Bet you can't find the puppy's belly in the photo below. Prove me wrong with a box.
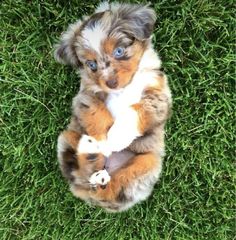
[105,150,135,174]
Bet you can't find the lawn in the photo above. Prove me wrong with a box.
[0,0,234,239]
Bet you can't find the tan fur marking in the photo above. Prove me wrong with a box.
[132,103,152,134]
[62,130,81,150]
[76,153,105,176]
[72,187,90,201]
[79,100,114,140]
[102,37,117,55]
[83,50,97,61]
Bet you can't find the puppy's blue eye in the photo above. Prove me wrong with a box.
[86,60,97,71]
[113,47,125,59]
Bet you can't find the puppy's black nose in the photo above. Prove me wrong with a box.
[106,79,118,89]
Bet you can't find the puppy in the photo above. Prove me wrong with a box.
[55,2,172,212]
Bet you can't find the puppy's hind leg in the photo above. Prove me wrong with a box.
[57,130,81,183]
[57,130,107,185]
[87,152,162,212]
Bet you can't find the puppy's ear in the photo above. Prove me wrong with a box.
[54,21,82,67]
[57,130,81,182]
[120,4,156,40]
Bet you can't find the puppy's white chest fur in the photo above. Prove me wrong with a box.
[105,81,143,118]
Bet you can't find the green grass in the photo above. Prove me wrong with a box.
[0,0,235,239]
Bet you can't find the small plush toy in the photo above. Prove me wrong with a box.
[55,2,172,212]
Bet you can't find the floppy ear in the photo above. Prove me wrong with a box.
[119,4,156,40]
[54,21,82,67]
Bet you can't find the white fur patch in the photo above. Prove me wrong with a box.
[138,46,161,70]
[106,107,141,152]
[57,134,68,163]
[95,2,122,13]
[77,135,100,154]
[98,140,112,157]
[57,134,66,154]
[95,1,110,12]
[89,169,111,185]
[81,24,106,54]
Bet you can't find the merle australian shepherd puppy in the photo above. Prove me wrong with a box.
[55,2,172,212]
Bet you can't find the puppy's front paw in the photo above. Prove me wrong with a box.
[89,170,111,188]
[78,135,112,158]
[77,135,100,154]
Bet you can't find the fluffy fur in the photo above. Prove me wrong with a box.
[55,2,172,212]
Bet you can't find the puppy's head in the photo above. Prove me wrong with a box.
[54,2,156,92]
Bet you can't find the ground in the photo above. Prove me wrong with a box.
[0,0,234,239]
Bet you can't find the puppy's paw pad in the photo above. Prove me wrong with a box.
[89,170,111,185]
[78,135,100,154]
